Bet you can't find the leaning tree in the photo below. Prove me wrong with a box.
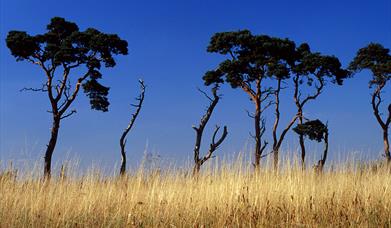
[293,119,329,172]
[119,80,146,176]
[6,17,128,178]
[349,43,391,164]
[289,43,348,169]
[192,84,228,176]
[203,30,295,169]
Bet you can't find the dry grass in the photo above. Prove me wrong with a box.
[0,160,390,227]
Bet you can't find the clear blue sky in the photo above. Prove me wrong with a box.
[1,0,390,170]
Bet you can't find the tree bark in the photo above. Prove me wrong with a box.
[192,162,201,177]
[298,113,306,170]
[316,130,328,173]
[120,142,127,176]
[44,116,60,178]
[254,97,262,169]
[192,85,227,176]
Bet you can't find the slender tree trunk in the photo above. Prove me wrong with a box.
[383,128,390,164]
[119,80,145,176]
[298,111,306,170]
[44,116,60,178]
[193,127,203,176]
[192,162,201,177]
[272,79,281,172]
[254,98,261,169]
[120,142,126,176]
[317,130,329,173]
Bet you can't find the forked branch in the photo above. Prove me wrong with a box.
[193,84,228,176]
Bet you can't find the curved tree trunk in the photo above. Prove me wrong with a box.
[119,80,145,176]
[44,116,60,178]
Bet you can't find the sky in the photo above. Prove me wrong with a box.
[0,0,390,172]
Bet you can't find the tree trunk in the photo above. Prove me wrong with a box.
[44,116,60,178]
[192,162,201,177]
[254,98,261,169]
[120,143,126,176]
[383,128,390,164]
[298,113,306,170]
[317,131,329,173]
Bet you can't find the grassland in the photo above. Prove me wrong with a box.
[0,160,390,227]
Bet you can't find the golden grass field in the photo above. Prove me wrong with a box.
[1,159,390,227]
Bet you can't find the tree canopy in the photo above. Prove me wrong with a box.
[349,43,391,87]
[203,30,296,88]
[6,17,128,111]
[293,119,328,142]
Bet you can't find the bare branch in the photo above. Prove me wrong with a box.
[197,88,213,102]
[60,110,77,120]
[246,110,255,118]
[20,84,48,92]
[261,100,274,113]
[200,125,228,165]
[59,71,90,116]
[300,79,324,107]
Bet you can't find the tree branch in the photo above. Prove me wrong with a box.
[20,84,48,92]
[200,125,228,165]
[58,71,90,116]
[60,110,77,120]
[372,83,387,129]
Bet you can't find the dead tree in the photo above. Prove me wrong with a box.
[119,80,146,176]
[192,84,228,176]
[293,119,329,172]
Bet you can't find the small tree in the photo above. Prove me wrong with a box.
[290,43,348,169]
[204,30,295,169]
[5,17,128,178]
[119,80,146,176]
[293,119,329,172]
[192,84,228,176]
[349,43,391,163]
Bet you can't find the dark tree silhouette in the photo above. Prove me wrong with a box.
[203,30,295,169]
[349,43,391,164]
[293,119,329,172]
[119,80,146,176]
[192,84,228,176]
[5,17,128,178]
[290,43,348,169]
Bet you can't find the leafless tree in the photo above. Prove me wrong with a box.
[192,84,228,176]
[119,80,146,176]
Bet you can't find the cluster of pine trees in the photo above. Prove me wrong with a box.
[5,18,390,178]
